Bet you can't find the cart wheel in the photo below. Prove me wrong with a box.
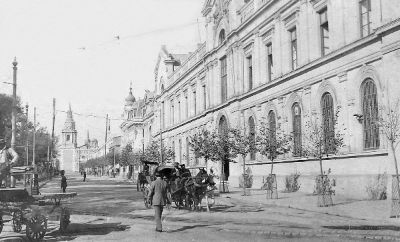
[26,215,47,242]
[12,209,23,232]
[0,215,3,234]
[59,208,70,233]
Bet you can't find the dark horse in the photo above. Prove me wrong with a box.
[137,172,150,191]
[185,169,214,211]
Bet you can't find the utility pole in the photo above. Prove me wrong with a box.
[24,104,29,187]
[104,114,108,176]
[11,57,17,150]
[50,98,56,168]
[25,104,29,166]
[33,107,36,168]
[159,106,163,164]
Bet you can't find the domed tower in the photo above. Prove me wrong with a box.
[124,82,136,120]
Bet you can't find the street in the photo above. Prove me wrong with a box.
[2,175,400,241]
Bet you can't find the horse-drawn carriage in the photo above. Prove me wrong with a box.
[139,162,216,211]
[0,168,77,241]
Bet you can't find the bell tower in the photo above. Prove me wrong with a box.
[62,104,77,148]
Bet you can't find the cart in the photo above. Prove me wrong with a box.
[0,188,77,241]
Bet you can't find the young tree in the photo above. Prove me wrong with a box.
[189,129,217,169]
[302,108,345,206]
[377,99,400,209]
[256,119,291,175]
[144,140,175,164]
[212,129,238,192]
[302,109,345,176]
[230,128,257,195]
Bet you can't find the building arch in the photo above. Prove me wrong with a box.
[316,79,339,111]
[263,101,279,123]
[214,18,229,47]
[285,92,304,132]
[215,110,230,131]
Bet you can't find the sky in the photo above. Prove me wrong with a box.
[0,0,205,145]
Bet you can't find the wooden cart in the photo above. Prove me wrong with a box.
[0,188,77,241]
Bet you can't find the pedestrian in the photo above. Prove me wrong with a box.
[60,170,67,193]
[148,171,171,232]
[83,171,87,182]
[0,138,19,188]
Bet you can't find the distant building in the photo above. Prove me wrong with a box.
[59,105,100,173]
[59,105,79,172]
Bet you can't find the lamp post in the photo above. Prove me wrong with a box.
[11,57,17,150]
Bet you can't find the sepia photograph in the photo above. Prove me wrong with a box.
[1,0,400,241]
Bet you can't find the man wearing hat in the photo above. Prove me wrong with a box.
[148,171,171,232]
[0,139,19,188]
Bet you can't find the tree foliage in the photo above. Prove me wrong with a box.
[302,108,345,175]
[0,93,58,168]
[189,129,217,165]
[144,140,175,164]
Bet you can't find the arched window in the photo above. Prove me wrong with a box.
[248,117,256,160]
[292,103,302,156]
[218,115,228,136]
[268,111,277,159]
[186,137,190,165]
[219,29,226,45]
[362,78,379,149]
[321,92,335,153]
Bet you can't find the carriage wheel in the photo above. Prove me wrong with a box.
[26,215,47,242]
[59,208,70,233]
[0,215,3,234]
[12,209,23,232]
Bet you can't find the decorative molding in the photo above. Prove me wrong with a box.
[310,0,328,12]
[338,72,348,83]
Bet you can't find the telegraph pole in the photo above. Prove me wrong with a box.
[11,57,17,150]
[104,114,108,176]
[33,107,36,168]
[25,104,29,166]
[50,98,56,168]
[159,106,163,164]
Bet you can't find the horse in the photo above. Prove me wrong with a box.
[184,169,214,212]
[137,172,149,191]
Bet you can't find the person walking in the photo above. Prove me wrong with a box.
[60,170,67,193]
[0,138,19,188]
[148,171,171,232]
[83,171,87,182]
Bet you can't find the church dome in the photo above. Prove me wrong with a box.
[125,83,136,104]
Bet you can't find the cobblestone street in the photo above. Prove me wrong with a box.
[2,175,400,241]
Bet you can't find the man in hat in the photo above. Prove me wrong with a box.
[148,171,171,232]
[180,164,191,178]
[0,138,19,188]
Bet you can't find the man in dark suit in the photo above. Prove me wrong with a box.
[148,171,171,232]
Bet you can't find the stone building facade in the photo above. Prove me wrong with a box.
[121,0,400,199]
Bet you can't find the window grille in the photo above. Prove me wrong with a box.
[362,78,379,149]
[321,93,335,153]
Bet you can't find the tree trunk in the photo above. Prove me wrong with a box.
[243,155,246,195]
[391,142,400,204]
[270,160,274,176]
[319,158,323,176]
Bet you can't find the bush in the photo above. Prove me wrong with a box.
[284,172,301,192]
[366,173,387,200]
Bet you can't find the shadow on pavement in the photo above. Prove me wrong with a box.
[45,222,130,241]
[166,224,209,233]
[323,225,400,231]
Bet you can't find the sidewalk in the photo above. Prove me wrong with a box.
[221,186,400,226]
